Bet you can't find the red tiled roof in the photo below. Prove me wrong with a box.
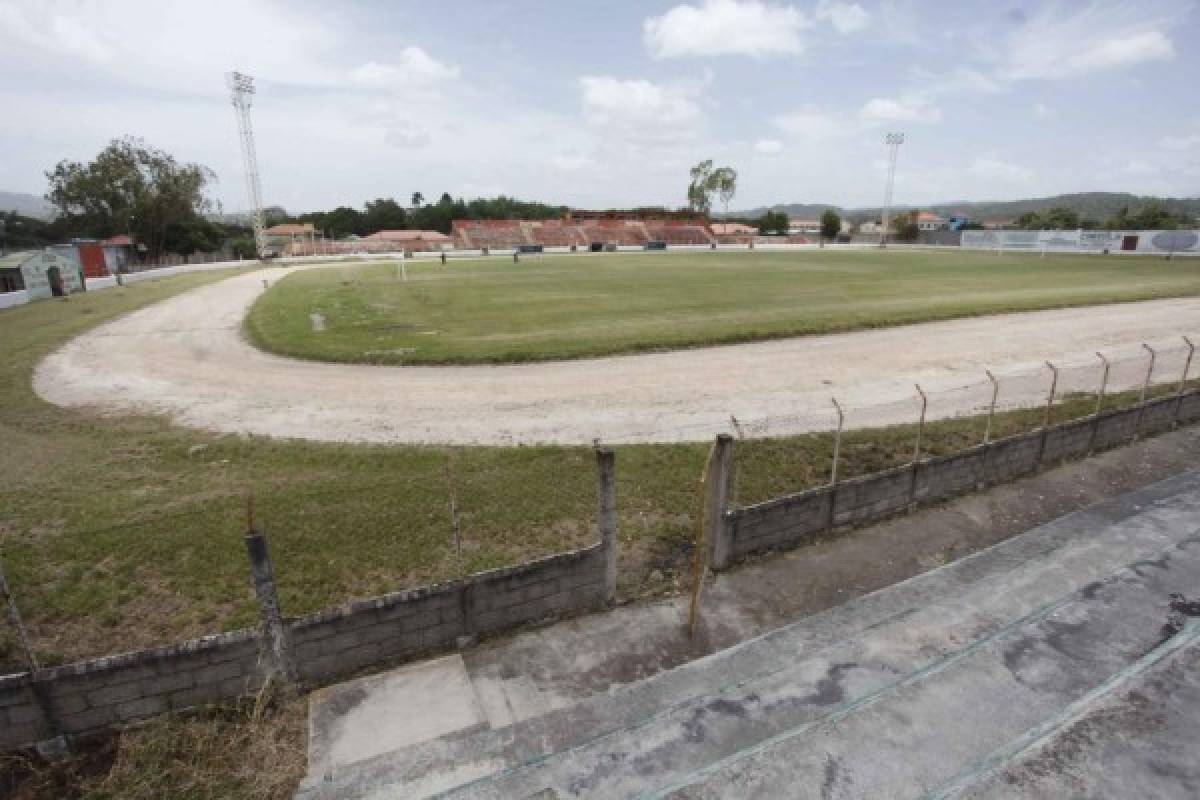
[365,230,452,241]
[264,223,315,235]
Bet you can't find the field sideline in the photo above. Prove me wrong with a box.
[246,249,1200,365]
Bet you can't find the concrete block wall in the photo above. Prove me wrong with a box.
[2,540,608,751]
[728,486,831,559]
[832,465,914,528]
[290,542,607,685]
[0,629,262,750]
[727,390,1200,564]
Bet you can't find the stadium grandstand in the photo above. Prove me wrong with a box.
[453,210,716,250]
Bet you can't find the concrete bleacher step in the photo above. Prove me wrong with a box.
[296,471,1200,800]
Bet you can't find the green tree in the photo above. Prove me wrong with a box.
[687,160,715,213]
[890,211,919,242]
[410,191,424,209]
[820,209,841,241]
[757,210,789,235]
[45,136,215,258]
[687,160,738,216]
[1043,206,1080,229]
[712,166,737,217]
[363,197,407,232]
[1014,211,1043,229]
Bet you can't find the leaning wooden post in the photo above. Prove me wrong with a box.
[0,558,39,673]
[594,447,618,607]
[705,434,735,572]
[243,499,296,686]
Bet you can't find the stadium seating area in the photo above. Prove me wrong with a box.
[644,222,714,245]
[525,220,585,247]
[452,220,529,250]
[451,215,717,250]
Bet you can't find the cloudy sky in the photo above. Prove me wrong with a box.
[1,0,1197,212]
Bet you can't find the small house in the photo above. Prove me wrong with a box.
[0,249,85,299]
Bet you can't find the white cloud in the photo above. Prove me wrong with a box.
[859,96,941,124]
[754,138,784,154]
[996,4,1177,81]
[350,49,459,87]
[383,122,431,148]
[1160,132,1200,152]
[550,154,596,171]
[1121,160,1160,177]
[579,76,705,144]
[815,0,870,33]
[774,106,847,139]
[966,156,1034,183]
[1032,102,1055,118]
[644,0,809,58]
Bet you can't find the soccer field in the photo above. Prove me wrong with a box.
[246,249,1200,365]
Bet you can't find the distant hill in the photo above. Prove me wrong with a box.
[733,193,1200,224]
[0,191,53,219]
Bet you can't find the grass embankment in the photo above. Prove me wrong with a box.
[245,250,1200,365]
[0,261,1189,799]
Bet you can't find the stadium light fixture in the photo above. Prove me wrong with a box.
[228,71,267,259]
[880,132,904,248]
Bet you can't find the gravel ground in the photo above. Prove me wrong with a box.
[34,267,1200,445]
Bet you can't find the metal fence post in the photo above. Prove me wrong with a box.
[1089,352,1110,454]
[909,385,928,508]
[1042,361,1059,429]
[1038,361,1059,466]
[1173,336,1195,427]
[912,384,928,465]
[1134,343,1156,441]
[1139,343,1156,404]
[982,370,999,444]
[594,447,618,606]
[1094,352,1110,415]
[443,456,464,574]
[830,398,844,485]
[243,502,297,686]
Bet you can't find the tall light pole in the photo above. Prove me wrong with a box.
[228,71,267,260]
[880,132,904,248]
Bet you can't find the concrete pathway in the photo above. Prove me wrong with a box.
[297,449,1200,798]
[34,266,1200,444]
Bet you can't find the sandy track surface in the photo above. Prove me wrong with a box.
[34,268,1199,444]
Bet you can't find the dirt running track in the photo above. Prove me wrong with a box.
[34,267,1200,445]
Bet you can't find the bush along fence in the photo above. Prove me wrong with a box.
[0,451,619,753]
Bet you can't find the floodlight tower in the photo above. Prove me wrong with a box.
[880,132,905,248]
[228,71,267,259]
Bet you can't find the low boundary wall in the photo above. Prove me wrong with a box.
[724,391,1200,563]
[1,453,619,751]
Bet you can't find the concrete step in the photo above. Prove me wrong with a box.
[297,471,1200,799]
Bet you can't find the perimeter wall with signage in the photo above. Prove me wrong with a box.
[961,229,1200,255]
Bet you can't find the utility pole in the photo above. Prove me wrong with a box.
[228,71,267,259]
[880,132,904,248]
